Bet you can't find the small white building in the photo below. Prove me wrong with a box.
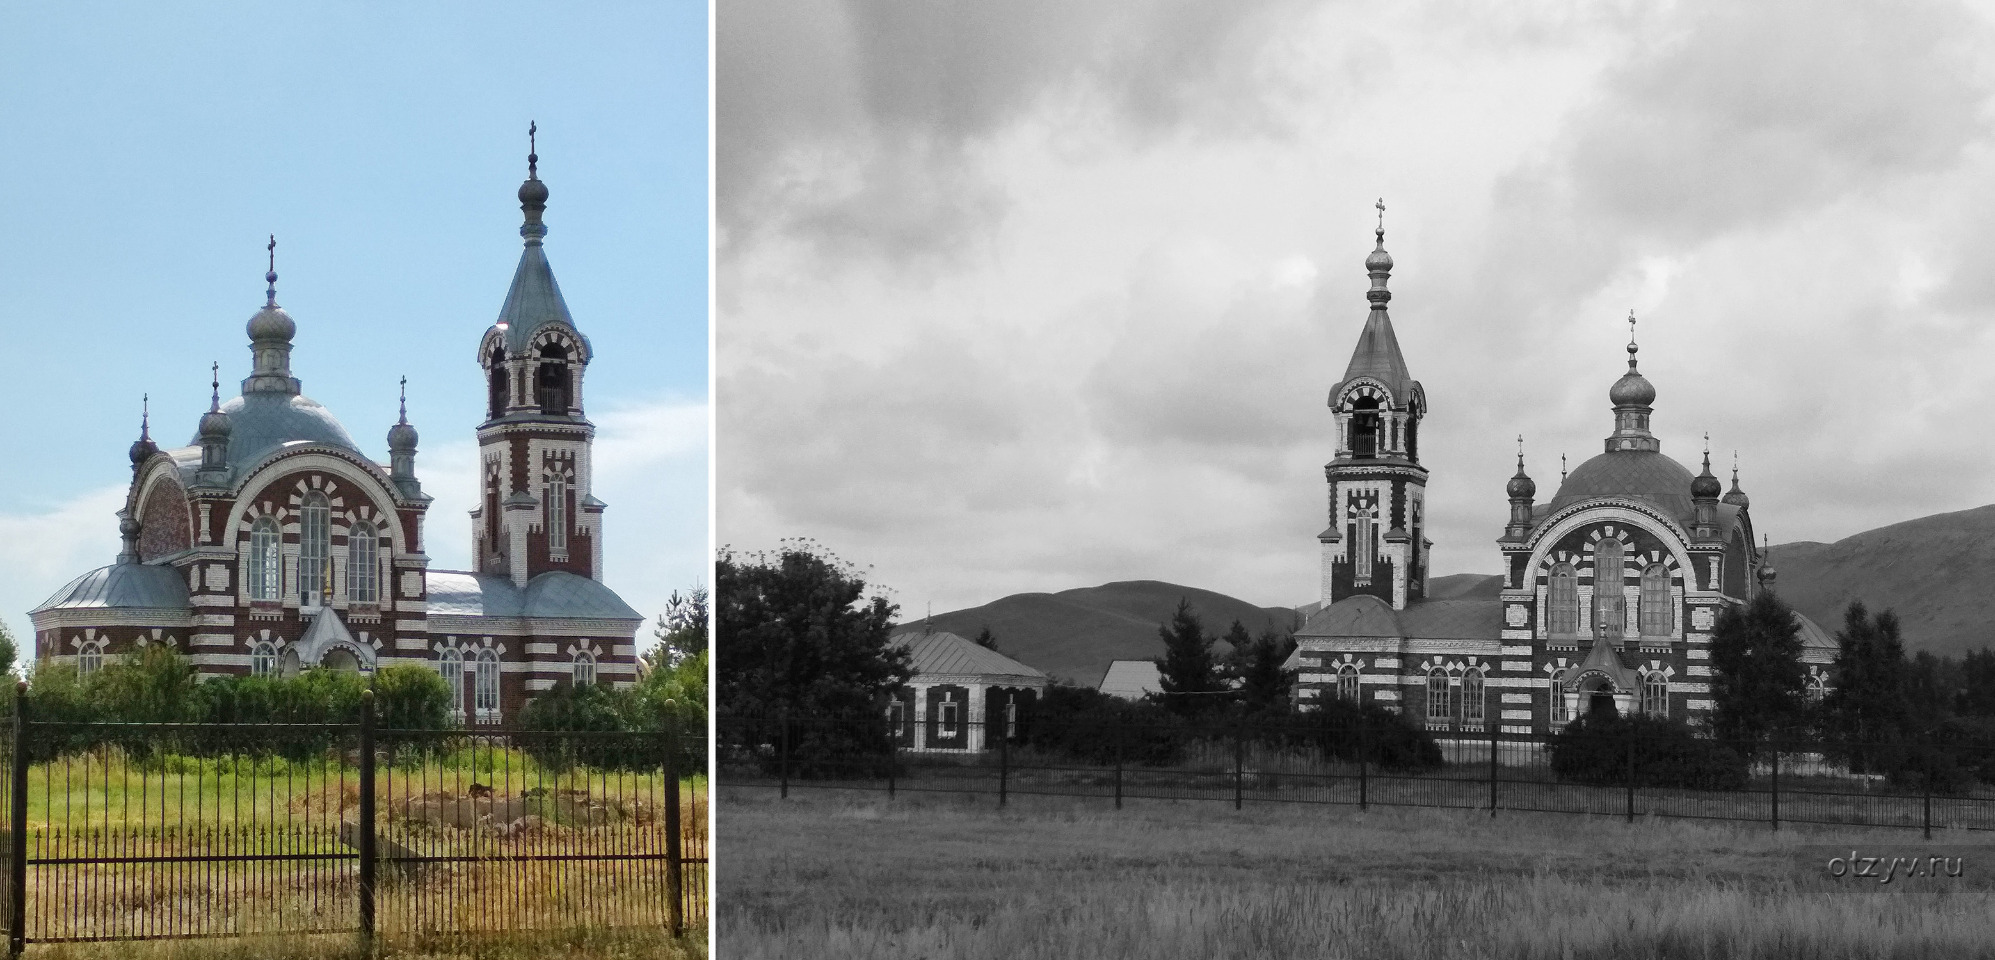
[886,631,1048,752]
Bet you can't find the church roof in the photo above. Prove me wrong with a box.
[1795,611,1835,650]
[199,391,364,474]
[1563,637,1642,692]
[425,570,641,621]
[1335,312,1420,404]
[1546,449,1697,521]
[496,243,585,355]
[1296,595,1504,641]
[1297,594,1403,639]
[31,562,189,614]
[891,630,1047,682]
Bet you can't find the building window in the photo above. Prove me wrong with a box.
[1639,564,1671,636]
[1462,670,1485,724]
[1426,669,1452,723]
[547,476,567,553]
[300,492,330,606]
[1642,673,1669,717]
[77,642,103,677]
[474,649,501,721]
[1593,538,1625,639]
[1337,664,1360,702]
[487,346,508,419]
[251,642,276,677]
[938,696,960,738]
[249,518,281,601]
[572,650,596,687]
[887,700,906,738]
[440,649,465,719]
[1005,697,1019,739]
[1549,564,1579,635]
[536,343,571,414]
[347,522,378,604]
[1807,674,1827,702]
[1550,670,1569,724]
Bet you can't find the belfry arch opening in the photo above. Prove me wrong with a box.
[536,343,571,415]
[1350,396,1380,459]
[487,345,508,419]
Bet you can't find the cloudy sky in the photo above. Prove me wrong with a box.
[0,4,708,645]
[719,0,1995,617]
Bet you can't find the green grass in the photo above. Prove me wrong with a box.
[719,786,1995,960]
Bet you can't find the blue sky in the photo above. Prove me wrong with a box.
[0,3,709,645]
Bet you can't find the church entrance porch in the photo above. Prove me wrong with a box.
[1569,674,1632,720]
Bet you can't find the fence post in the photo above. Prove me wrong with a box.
[663,701,685,939]
[1770,741,1780,831]
[9,682,27,957]
[1113,722,1124,811]
[886,716,897,800]
[1357,717,1368,812]
[1624,728,1635,824]
[1233,721,1245,811]
[1924,756,1934,840]
[998,720,1009,809]
[778,710,790,800]
[357,689,376,952]
[1488,722,1499,817]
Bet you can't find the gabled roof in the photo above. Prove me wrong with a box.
[1563,638,1641,692]
[295,606,363,665]
[1794,611,1835,650]
[891,630,1047,682]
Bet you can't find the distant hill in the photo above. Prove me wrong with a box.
[1771,503,1995,659]
[892,580,1297,686]
[1428,573,1505,599]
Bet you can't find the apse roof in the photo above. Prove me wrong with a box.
[31,563,190,614]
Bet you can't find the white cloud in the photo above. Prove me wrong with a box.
[0,486,127,644]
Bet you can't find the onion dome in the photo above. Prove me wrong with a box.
[1506,436,1535,500]
[1609,340,1655,406]
[128,395,158,465]
[1758,536,1777,584]
[248,237,295,340]
[1723,453,1749,507]
[388,377,419,453]
[198,364,232,442]
[1691,442,1722,500]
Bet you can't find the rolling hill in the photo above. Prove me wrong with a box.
[1770,503,1995,659]
[892,580,1297,686]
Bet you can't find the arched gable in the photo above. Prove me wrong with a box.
[226,451,413,557]
[132,463,194,561]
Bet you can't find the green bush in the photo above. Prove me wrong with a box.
[371,664,454,731]
[1292,698,1444,772]
[1020,685,1189,767]
[1548,713,1747,790]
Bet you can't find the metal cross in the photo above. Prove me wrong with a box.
[267,235,276,272]
[1375,197,1385,231]
[1628,309,1636,344]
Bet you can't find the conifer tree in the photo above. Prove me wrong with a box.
[972,626,999,650]
[1822,601,1911,750]
[1708,588,1807,745]
[1235,627,1297,715]
[1154,598,1220,716]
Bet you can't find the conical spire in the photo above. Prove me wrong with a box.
[495,122,578,352]
[1334,200,1417,402]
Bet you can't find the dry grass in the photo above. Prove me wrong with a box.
[24,925,705,959]
[719,786,1995,960]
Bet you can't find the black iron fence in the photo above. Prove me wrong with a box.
[720,713,1995,836]
[1,687,707,953]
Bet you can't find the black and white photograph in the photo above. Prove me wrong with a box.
[716,3,1995,958]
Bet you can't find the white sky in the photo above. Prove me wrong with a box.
[719,0,1995,615]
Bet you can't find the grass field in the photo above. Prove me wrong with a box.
[719,786,1995,960]
[22,926,705,959]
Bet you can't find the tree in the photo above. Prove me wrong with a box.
[1235,627,1296,716]
[972,626,998,650]
[649,585,709,669]
[1960,648,1995,717]
[1822,601,1911,752]
[1707,589,1808,746]
[715,540,910,721]
[1153,598,1221,717]
[371,664,454,730]
[0,621,17,678]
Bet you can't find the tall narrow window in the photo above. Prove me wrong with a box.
[1550,670,1569,724]
[547,476,567,553]
[487,346,509,419]
[78,642,103,677]
[440,649,464,719]
[1462,670,1485,724]
[1337,664,1360,702]
[1643,673,1669,716]
[1005,696,1018,739]
[1427,670,1452,723]
[1549,564,1579,635]
[1350,398,1380,458]
[347,522,378,604]
[536,343,570,414]
[1593,538,1625,639]
[1639,564,1671,636]
[251,642,276,677]
[249,518,280,601]
[939,695,960,738]
[572,650,596,687]
[474,649,501,721]
[300,492,330,606]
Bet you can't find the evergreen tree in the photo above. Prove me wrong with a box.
[1959,648,1995,717]
[1707,589,1807,745]
[1822,601,1910,750]
[1235,627,1296,715]
[1154,598,1220,716]
[972,626,999,650]
[714,540,910,721]
[649,585,710,669]
[0,621,16,678]
[1218,620,1253,684]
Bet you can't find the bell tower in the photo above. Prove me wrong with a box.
[471,124,605,588]
[1321,202,1429,610]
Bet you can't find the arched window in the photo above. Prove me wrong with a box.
[572,650,596,687]
[1807,674,1827,702]
[1350,397,1380,458]
[1639,564,1671,636]
[77,642,103,677]
[487,346,508,419]
[1549,564,1579,635]
[249,517,281,601]
[300,492,330,606]
[1550,670,1569,724]
[474,649,501,721]
[439,649,464,719]
[536,343,571,415]
[1426,669,1452,723]
[1462,670,1485,724]
[250,642,276,677]
[1337,664,1360,702]
[347,522,378,604]
[1642,672,1669,716]
[1593,538,1625,639]
[547,476,567,553]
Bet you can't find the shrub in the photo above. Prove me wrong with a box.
[1548,713,1747,790]
[1294,698,1444,772]
[1019,684,1189,767]
[372,664,454,731]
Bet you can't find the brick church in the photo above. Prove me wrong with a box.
[1288,213,1834,731]
[28,139,643,722]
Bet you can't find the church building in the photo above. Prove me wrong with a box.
[28,138,643,723]
[1289,214,1834,731]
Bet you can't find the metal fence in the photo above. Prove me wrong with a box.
[1,688,707,953]
[720,713,1995,837]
